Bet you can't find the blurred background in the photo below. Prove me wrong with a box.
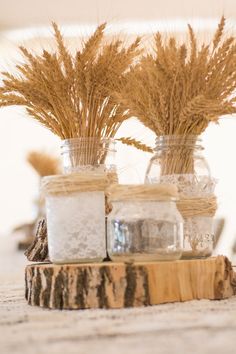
[0,0,236,258]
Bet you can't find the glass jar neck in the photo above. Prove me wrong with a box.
[154,135,203,176]
[155,135,203,152]
[61,137,116,174]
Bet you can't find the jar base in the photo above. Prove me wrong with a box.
[109,251,182,262]
[50,257,105,265]
[181,250,212,259]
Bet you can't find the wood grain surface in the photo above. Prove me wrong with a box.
[25,256,236,309]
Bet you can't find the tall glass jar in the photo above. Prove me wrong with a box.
[145,135,216,259]
[60,137,117,260]
[107,184,183,262]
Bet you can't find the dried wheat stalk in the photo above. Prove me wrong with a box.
[117,137,153,153]
[119,16,236,173]
[27,151,60,177]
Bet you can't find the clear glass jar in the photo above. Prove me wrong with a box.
[61,137,117,176]
[43,174,107,264]
[107,185,183,262]
[145,135,216,259]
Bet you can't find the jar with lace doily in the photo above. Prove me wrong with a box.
[42,173,108,264]
[145,135,217,259]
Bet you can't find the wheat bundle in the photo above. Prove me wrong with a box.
[0,23,151,165]
[0,23,141,139]
[27,151,60,177]
[121,16,236,135]
[119,16,236,174]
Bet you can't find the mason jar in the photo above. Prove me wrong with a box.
[145,135,216,259]
[42,173,107,264]
[60,137,118,262]
[107,184,183,262]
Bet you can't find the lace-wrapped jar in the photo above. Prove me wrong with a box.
[42,173,107,264]
[107,184,183,262]
[145,135,217,259]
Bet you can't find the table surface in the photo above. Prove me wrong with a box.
[1,234,236,354]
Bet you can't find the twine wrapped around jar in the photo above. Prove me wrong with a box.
[107,183,217,219]
[177,195,217,218]
[42,171,118,215]
[107,183,179,202]
[42,172,111,196]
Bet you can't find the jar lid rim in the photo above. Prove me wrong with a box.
[61,137,116,144]
[155,134,201,139]
[154,135,204,151]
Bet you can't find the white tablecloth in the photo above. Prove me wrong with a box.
[0,234,236,354]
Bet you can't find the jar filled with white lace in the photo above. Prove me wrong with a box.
[42,173,107,264]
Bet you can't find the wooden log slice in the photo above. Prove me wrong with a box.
[25,256,236,310]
